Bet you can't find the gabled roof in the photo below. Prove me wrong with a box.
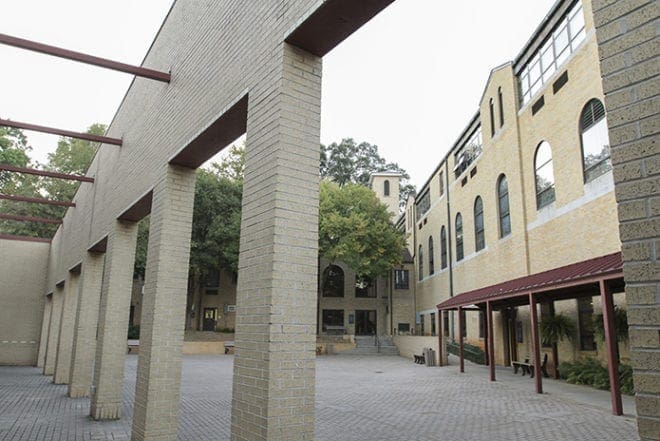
[437,252,623,310]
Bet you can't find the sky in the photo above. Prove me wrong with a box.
[1,0,557,189]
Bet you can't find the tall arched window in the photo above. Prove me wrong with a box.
[428,236,434,275]
[455,213,464,261]
[384,179,390,196]
[418,245,424,281]
[474,196,485,251]
[580,99,611,183]
[440,226,447,269]
[489,98,496,137]
[535,141,556,209]
[498,87,504,127]
[322,265,344,297]
[497,174,511,238]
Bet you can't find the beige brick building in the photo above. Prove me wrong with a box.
[404,0,628,369]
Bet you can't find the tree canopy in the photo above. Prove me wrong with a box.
[319,180,405,280]
[0,124,105,237]
[320,138,415,207]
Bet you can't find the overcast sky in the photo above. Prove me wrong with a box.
[1,0,556,189]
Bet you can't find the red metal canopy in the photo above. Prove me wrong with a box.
[437,252,623,310]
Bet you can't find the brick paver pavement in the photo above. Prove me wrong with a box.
[0,355,638,440]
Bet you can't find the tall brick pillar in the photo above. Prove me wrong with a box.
[131,165,196,441]
[36,294,52,368]
[69,252,105,398]
[230,43,322,441]
[593,1,659,439]
[90,221,138,420]
[43,285,64,376]
[54,271,80,384]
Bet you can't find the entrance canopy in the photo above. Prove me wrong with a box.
[437,252,623,311]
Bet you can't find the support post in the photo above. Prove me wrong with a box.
[458,306,465,373]
[90,221,138,420]
[600,280,623,416]
[68,252,105,398]
[54,271,80,384]
[43,285,64,376]
[529,293,542,394]
[131,165,196,440]
[230,43,322,441]
[36,295,52,368]
[437,309,444,367]
[487,301,496,382]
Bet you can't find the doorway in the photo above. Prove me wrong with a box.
[203,307,217,331]
[355,310,376,335]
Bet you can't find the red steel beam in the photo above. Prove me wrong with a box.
[0,193,75,207]
[458,306,465,373]
[529,293,543,394]
[487,301,496,382]
[0,118,122,146]
[0,233,51,243]
[0,213,62,224]
[600,280,623,415]
[0,164,94,183]
[0,32,170,83]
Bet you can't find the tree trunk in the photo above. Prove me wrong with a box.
[552,342,559,379]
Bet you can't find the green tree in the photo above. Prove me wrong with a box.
[319,180,406,281]
[0,124,106,238]
[0,127,33,193]
[42,123,106,202]
[321,138,416,207]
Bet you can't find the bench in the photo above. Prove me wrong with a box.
[512,354,549,378]
[224,341,234,354]
[414,353,425,364]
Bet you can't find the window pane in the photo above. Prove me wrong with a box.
[570,6,585,37]
[583,118,612,181]
[554,25,569,56]
[536,141,552,165]
[540,40,554,73]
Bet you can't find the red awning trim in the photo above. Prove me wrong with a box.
[437,252,623,310]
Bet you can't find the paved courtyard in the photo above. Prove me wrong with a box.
[0,355,638,441]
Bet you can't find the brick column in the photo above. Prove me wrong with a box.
[54,271,80,384]
[90,221,138,420]
[593,1,659,438]
[43,285,64,376]
[230,43,322,441]
[36,295,52,368]
[69,252,105,398]
[131,165,196,441]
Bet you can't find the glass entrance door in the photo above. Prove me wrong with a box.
[355,310,376,335]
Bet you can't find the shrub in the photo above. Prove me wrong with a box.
[446,340,486,365]
[558,358,634,395]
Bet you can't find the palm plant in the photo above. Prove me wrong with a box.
[540,314,576,379]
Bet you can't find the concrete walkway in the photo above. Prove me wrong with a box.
[0,355,638,440]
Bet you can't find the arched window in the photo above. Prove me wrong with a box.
[497,175,511,238]
[498,87,504,127]
[418,245,424,281]
[428,236,434,275]
[455,213,464,261]
[440,226,447,269]
[489,98,496,137]
[535,141,556,209]
[580,99,611,182]
[322,265,344,297]
[474,196,485,251]
[384,179,390,196]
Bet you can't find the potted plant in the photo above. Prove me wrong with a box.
[540,314,576,379]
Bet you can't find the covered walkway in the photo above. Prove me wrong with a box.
[437,252,626,415]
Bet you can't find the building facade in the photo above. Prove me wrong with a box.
[402,0,627,368]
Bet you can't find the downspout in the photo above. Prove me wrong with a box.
[445,160,455,341]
